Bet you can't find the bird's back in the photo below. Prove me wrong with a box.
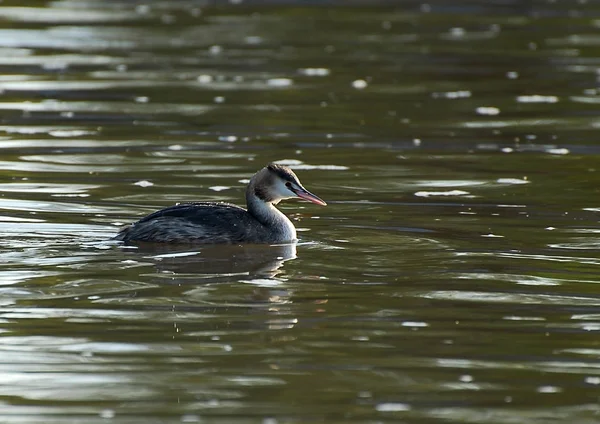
[115,202,273,244]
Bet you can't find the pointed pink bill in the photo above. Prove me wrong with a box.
[294,187,327,206]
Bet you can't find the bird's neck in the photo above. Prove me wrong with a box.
[246,191,297,242]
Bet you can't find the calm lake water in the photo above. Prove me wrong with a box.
[1,1,600,423]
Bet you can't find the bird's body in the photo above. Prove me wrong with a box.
[115,201,295,244]
[115,163,326,244]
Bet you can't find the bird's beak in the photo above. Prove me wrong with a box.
[292,186,327,206]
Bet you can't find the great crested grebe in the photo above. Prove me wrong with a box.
[115,163,327,244]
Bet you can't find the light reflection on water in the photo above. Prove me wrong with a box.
[0,0,600,422]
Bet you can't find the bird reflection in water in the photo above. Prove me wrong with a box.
[122,242,299,305]
[136,242,297,277]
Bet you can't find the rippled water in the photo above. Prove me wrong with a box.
[2,1,600,423]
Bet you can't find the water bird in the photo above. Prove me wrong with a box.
[115,163,326,244]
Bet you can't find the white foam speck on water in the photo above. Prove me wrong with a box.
[476,106,500,115]
[415,180,484,188]
[352,79,368,89]
[517,95,559,103]
[197,74,213,83]
[49,129,96,137]
[149,251,200,259]
[267,78,293,87]
[546,147,569,155]
[298,67,330,76]
[585,376,600,385]
[414,190,469,197]
[401,321,429,328]
[503,316,546,321]
[375,403,411,412]
[431,90,471,99]
[273,159,348,170]
[99,409,115,419]
[241,278,283,287]
[536,385,562,393]
[497,178,529,184]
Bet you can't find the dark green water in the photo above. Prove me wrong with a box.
[1,1,600,423]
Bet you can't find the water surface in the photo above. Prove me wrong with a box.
[1,1,600,423]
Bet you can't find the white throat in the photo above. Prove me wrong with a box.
[246,194,297,242]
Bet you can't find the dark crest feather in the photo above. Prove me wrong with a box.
[266,163,296,182]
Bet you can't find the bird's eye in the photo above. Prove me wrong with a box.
[285,182,292,189]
